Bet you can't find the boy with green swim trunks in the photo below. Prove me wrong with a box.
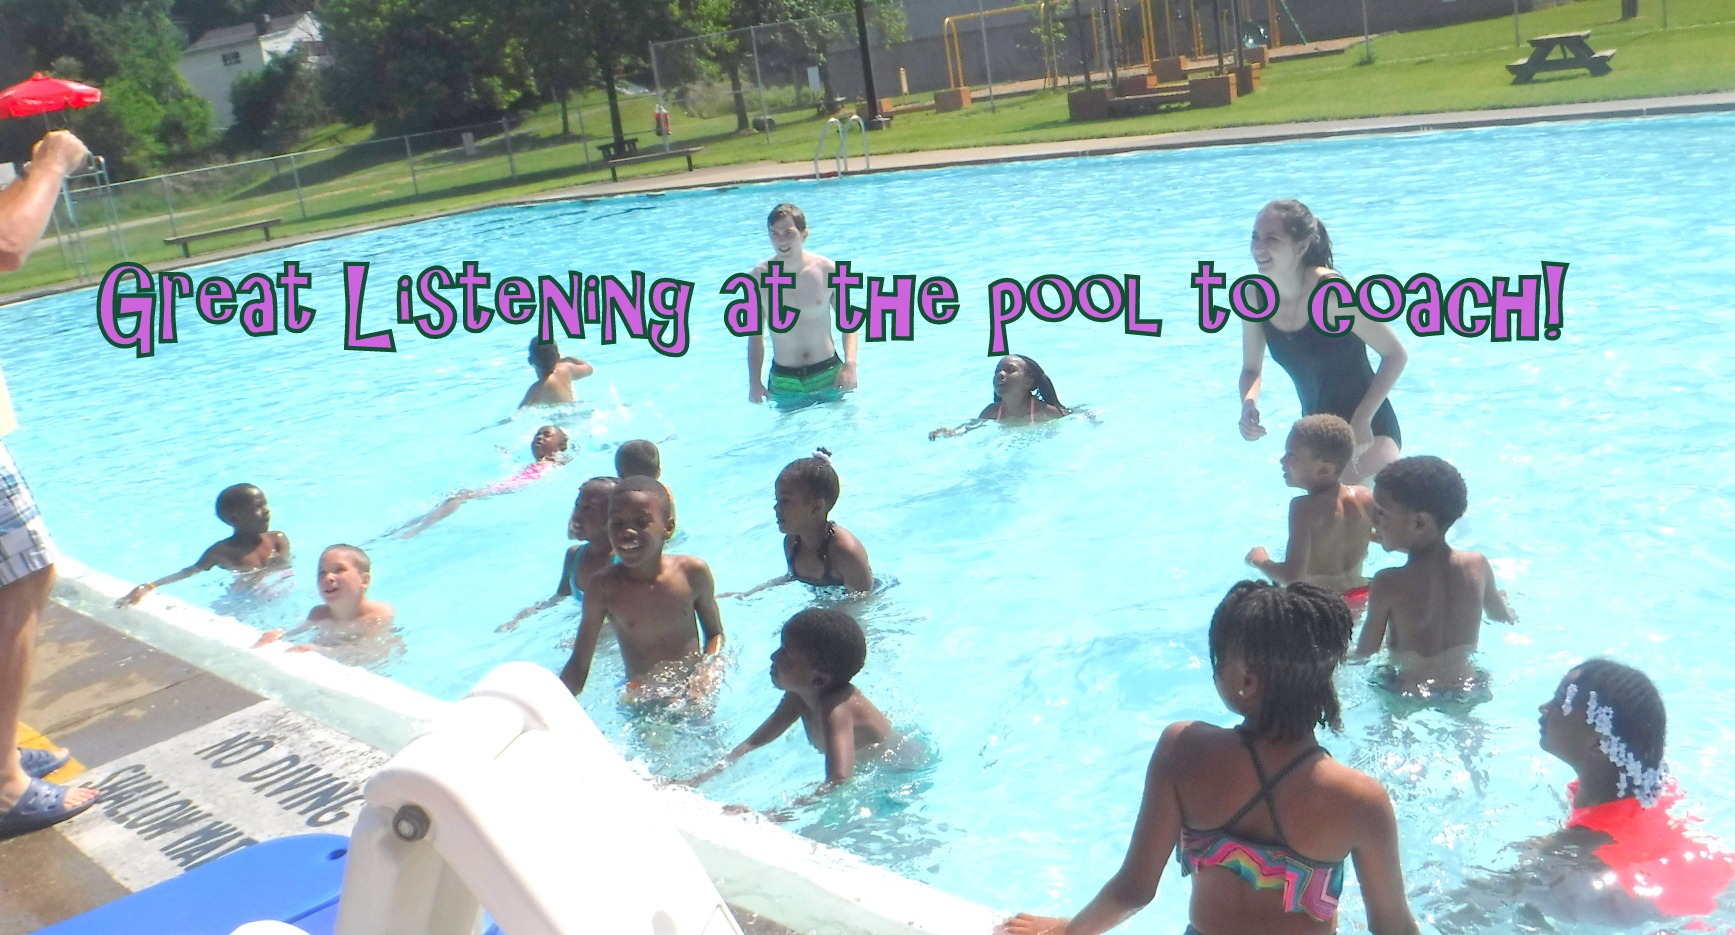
[746,204,859,407]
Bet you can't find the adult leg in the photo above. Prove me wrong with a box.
[0,565,97,814]
[1343,435,1401,485]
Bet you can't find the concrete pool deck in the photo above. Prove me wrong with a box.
[2,90,1733,308]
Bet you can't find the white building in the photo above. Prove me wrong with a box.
[177,12,325,129]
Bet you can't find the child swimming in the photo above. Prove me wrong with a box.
[558,477,723,699]
[1007,581,1419,935]
[685,608,893,790]
[388,425,569,539]
[1352,456,1516,694]
[519,336,594,408]
[255,544,400,668]
[727,449,873,598]
[116,483,290,606]
[499,476,618,633]
[929,355,1072,440]
[1246,415,1376,612]
[615,439,677,536]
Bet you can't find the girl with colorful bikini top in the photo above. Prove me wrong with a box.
[1523,659,1735,923]
[929,355,1072,440]
[1008,581,1419,935]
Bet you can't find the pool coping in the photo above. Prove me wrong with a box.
[38,557,1006,935]
[3,90,1732,307]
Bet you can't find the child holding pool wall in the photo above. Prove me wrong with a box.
[1353,456,1516,695]
[1007,582,1420,935]
[684,608,894,792]
[498,476,617,633]
[726,449,873,598]
[559,477,723,700]
[116,483,290,606]
[1246,415,1376,613]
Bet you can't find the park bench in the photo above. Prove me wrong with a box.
[1508,31,1616,82]
[604,146,703,182]
[1106,86,1193,117]
[162,218,282,257]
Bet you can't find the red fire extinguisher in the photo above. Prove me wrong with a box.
[653,103,670,138]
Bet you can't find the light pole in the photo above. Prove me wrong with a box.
[854,0,887,127]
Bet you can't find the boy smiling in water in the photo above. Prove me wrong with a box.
[117,484,290,606]
[1246,415,1376,612]
[255,545,399,666]
[559,477,723,698]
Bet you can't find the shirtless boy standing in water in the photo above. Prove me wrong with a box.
[1354,455,1516,693]
[1246,415,1376,613]
[746,204,859,406]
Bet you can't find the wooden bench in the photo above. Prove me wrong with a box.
[163,218,282,258]
[1106,86,1192,117]
[604,146,703,182]
[1508,31,1616,82]
[597,137,639,160]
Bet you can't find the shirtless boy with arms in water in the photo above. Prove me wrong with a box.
[519,337,593,407]
[559,477,724,699]
[1247,415,1377,613]
[117,484,290,606]
[1353,455,1516,693]
[746,203,859,406]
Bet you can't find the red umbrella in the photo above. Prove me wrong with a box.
[0,73,102,120]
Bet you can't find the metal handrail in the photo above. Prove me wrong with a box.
[813,117,842,178]
[812,115,873,179]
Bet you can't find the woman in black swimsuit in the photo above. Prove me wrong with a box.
[1239,200,1408,484]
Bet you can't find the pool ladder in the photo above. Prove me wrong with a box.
[813,116,870,179]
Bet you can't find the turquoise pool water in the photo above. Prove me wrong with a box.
[6,113,1734,931]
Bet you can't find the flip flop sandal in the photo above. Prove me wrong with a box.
[0,777,99,839]
[18,746,72,779]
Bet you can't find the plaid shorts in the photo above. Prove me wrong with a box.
[0,443,57,587]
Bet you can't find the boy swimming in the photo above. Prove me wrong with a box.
[499,476,618,633]
[1246,415,1376,610]
[1353,455,1516,694]
[117,484,290,606]
[255,544,399,667]
[559,477,723,699]
[389,425,569,539]
[519,337,594,408]
[745,203,859,407]
[685,608,893,788]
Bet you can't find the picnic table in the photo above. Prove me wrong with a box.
[1508,31,1616,82]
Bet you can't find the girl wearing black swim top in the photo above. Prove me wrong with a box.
[929,355,1071,440]
[1008,582,1419,935]
[1240,200,1408,484]
[722,450,874,598]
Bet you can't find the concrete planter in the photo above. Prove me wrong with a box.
[1188,74,1238,108]
[1067,88,1114,121]
[1154,56,1188,83]
[934,87,972,112]
[1245,45,1269,65]
[1116,74,1154,96]
[1235,62,1263,95]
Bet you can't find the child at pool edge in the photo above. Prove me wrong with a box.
[685,608,892,792]
[559,476,723,699]
[254,545,398,665]
[498,476,618,633]
[930,355,1071,439]
[725,448,873,598]
[1006,581,1420,935]
[388,425,569,539]
[1352,455,1516,694]
[519,336,593,408]
[615,438,677,536]
[116,483,290,606]
[1246,415,1376,612]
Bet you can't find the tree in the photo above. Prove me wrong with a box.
[226,47,328,153]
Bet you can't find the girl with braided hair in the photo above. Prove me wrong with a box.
[930,356,1073,440]
[1008,581,1419,935]
[1531,658,1735,920]
[722,449,874,598]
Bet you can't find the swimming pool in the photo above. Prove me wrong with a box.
[7,111,1734,931]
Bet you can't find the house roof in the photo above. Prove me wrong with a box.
[185,12,315,53]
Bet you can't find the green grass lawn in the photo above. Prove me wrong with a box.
[7,0,1729,297]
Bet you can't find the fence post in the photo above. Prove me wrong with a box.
[287,152,308,220]
[161,176,179,240]
[502,116,518,180]
[404,135,421,196]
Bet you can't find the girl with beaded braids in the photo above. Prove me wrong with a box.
[1530,658,1735,920]
[1008,581,1419,935]
[721,449,874,598]
[930,355,1074,439]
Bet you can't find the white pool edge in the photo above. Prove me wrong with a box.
[51,556,1004,935]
